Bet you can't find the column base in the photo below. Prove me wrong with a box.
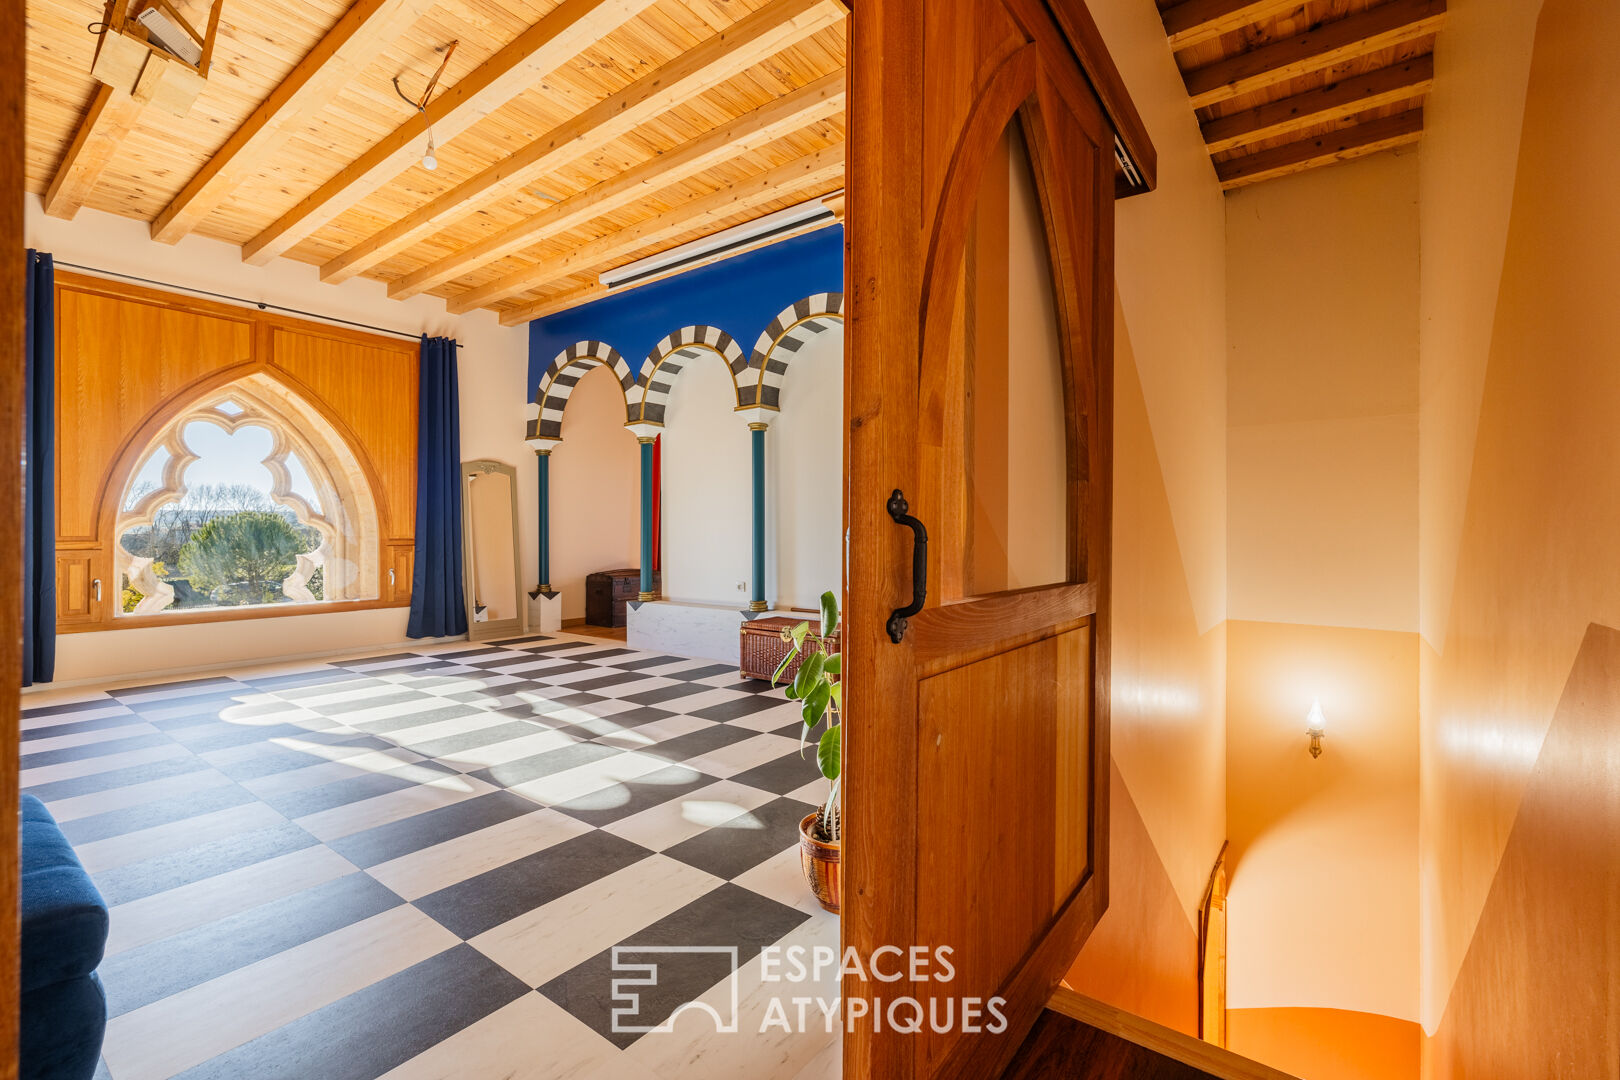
[527,590,563,632]
[748,600,769,612]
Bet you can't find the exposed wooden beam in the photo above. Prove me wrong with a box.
[1162,0,1305,52]
[1216,107,1423,189]
[43,84,147,220]
[241,0,662,266]
[321,0,848,284]
[1184,0,1446,109]
[389,70,845,300]
[151,0,435,244]
[1202,54,1433,152]
[496,211,841,323]
[487,143,846,324]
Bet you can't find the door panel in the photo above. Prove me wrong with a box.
[846,0,1144,1076]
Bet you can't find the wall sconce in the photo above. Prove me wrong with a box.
[1306,699,1327,759]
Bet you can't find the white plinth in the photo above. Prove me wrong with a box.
[528,591,563,632]
[627,601,751,666]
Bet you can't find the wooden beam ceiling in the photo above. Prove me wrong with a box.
[150,0,436,244]
[320,0,846,284]
[1201,54,1433,154]
[1162,0,1444,191]
[240,0,666,266]
[43,84,146,219]
[1161,0,1303,53]
[1215,107,1424,188]
[1182,0,1446,109]
[390,69,846,300]
[474,141,846,319]
[28,0,849,322]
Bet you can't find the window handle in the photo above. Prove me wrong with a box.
[92,578,102,602]
[389,568,396,586]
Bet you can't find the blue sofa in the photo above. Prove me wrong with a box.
[21,795,108,1080]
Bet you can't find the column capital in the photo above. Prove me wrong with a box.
[526,436,561,454]
[626,421,662,441]
[736,404,775,428]
[747,422,769,432]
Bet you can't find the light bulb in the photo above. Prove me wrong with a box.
[422,131,438,171]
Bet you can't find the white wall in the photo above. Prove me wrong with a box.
[25,197,534,684]
[549,364,640,620]
[768,325,844,611]
[659,352,754,606]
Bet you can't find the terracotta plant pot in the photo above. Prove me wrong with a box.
[799,811,841,914]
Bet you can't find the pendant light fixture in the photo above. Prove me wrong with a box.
[392,41,458,174]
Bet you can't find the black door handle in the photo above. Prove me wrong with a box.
[886,489,927,643]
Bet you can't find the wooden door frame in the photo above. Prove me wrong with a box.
[843,3,1153,1078]
[1199,842,1230,1046]
[3,0,26,1073]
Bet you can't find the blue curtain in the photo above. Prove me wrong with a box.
[24,251,55,685]
[407,336,467,639]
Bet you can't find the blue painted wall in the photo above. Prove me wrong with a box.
[526,225,844,394]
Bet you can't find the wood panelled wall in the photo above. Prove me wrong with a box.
[54,272,419,631]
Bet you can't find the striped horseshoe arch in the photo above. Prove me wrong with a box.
[527,340,638,440]
[635,325,748,425]
[745,292,845,409]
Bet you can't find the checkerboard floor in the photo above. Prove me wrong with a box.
[23,634,841,1080]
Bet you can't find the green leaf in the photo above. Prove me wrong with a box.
[801,681,829,728]
[792,651,825,699]
[770,649,796,688]
[790,621,810,647]
[822,653,841,675]
[829,681,842,709]
[817,725,841,781]
[819,591,839,638]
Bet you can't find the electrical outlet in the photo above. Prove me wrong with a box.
[736,581,748,592]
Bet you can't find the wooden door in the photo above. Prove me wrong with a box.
[844,2,1153,1077]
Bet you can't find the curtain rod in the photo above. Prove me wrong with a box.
[52,260,460,347]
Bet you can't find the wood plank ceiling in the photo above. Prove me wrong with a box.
[25,0,848,324]
[1159,0,1444,190]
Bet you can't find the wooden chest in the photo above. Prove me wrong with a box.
[739,615,840,683]
[585,569,657,628]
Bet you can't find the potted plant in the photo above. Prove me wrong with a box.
[773,589,842,914]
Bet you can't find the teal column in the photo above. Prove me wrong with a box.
[637,437,656,600]
[536,449,552,594]
[749,423,767,612]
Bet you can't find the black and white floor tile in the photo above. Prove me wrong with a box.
[23,634,841,1080]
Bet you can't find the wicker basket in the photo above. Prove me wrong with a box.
[739,615,839,683]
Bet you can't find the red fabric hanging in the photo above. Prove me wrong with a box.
[651,434,662,572]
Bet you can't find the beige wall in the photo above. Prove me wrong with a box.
[1226,620,1419,1023]
[1060,1,1231,1030]
[1090,0,1229,638]
[1065,305,1226,1035]
[659,353,753,606]
[548,364,640,621]
[1221,149,1425,1073]
[768,326,844,610]
[1417,0,1620,1057]
[24,198,534,683]
[1227,151,1420,635]
[1416,0,1543,652]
